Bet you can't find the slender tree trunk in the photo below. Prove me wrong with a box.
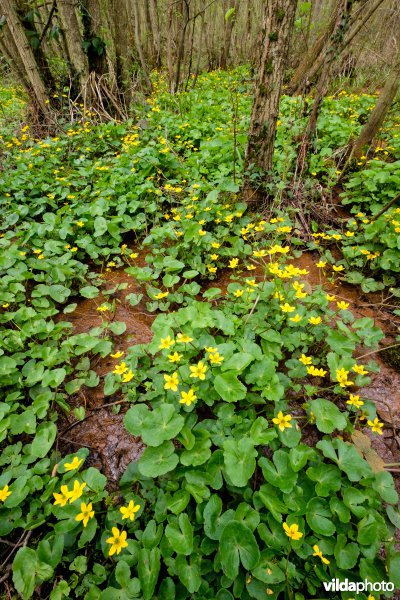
[288,0,342,95]
[244,0,297,203]
[131,0,152,91]
[351,55,400,158]
[0,0,50,114]
[148,0,161,68]
[295,0,354,175]
[57,0,89,97]
[220,0,239,69]
[173,0,190,93]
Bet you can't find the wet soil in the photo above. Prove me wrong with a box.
[59,247,400,483]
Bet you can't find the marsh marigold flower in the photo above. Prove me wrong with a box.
[180,389,197,406]
[0,485,12,502]
[272,411,292,431]
[164,372,179,392]
[75,502,94,527]
[367,417,383,435]
[106,527,128,556]
[283,522,302,540]
[64,456,84,472]
[120,500,140,521]
[313,545,330,565]
[190,361,207,380]
[159,336,175,350]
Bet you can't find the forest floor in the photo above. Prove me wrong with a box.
[1,69,400,598]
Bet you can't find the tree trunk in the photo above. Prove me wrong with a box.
[220,0,239,69]
[351,54,400,158]
[244,0,297,202]
[57,0,89,97]
[0,0,50,114]
[173,0,190,93]
[288,0,342,95]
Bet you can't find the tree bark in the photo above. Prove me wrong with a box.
[244,0,297,202]
[288,0,342,95]
[351,54,400,158]
[0,0,50,114]
[56,0,89,97]
[220,0,239,69]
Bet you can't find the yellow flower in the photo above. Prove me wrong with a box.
[283,522,302,540]
[280,303,296,313]
[190,361,207,380]
[0,485,12,502]
[229,258,239,268]
[289,314,302,323]
[97,305,108,312]
[326,294,335,301]
[53,485,72,507]
[69,480,86,503]
[299,354,312,365]
[234,289,244,297]
[367,417,384,435]
[307,366,327,377]
[64,456,84,472]
[337,301,349,310]
[75,502,94,527]
[164,372,179,392]
[336,367,353,388]
[332,265,344,272]
[207,265,217,273]
[120,500,140,521]
[122,370,134,383]
[177,333,193,343]
[347,394,364,409]
[272,411,292,431]
[110,351,124,359]
[312,544,330,565]
[180,389,197,406]
[199,229,206,236]
[211,242,221,249]
[205,346,218,354]
[155,291,169,300]
[316,260,326,268]
[352,364,368,375]
[253,249,266,258]
[106,527,128,556]
[210,254,219,261]
[113,362,128,375]
[209,352,224,365]
[308,316,322,325]
[130,252,138,259]
[159,336,175,350]
[168,352,182,363]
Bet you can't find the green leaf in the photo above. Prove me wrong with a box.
[259,450,297,493]
[214,372,247,402]
[138,548,160,600]
[31,422,57,458]
[372,471,398,504]
[334,533,359,569]
[306,464,342,496]
[219,521,260,579]
[306,498,335,536]
[309,398,347,433]
[317,438,372,481]
[138,441,179,477]
[175,555,201,593]
[13,548,37,599]
[221,352,254,373]
[249,417,277,445]
[125,404,184,447]
[165,513,193,555]
[223,438,257,487]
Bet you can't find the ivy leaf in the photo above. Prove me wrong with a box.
[138,441,179,478]
[309,398,347,433]
[219,521,260,579]
[165,513,193,555]
[214,372,247,402]
[223,438,257,487]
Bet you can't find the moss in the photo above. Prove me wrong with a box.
[269,31,278,42]
[380,345,400,371]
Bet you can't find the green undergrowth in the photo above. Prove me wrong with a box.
[0,69,400,599]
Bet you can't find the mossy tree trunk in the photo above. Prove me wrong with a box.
[244,0,297,203]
